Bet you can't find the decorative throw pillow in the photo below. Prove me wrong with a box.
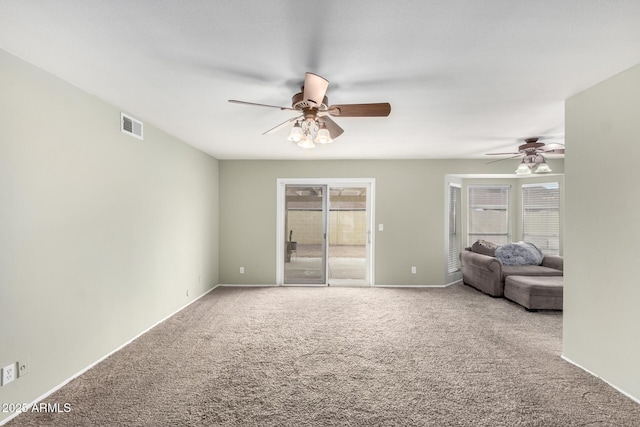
[495,241,544,266]
[471,239,500,257]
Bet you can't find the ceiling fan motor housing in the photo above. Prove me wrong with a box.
[291,92,329,111]
[518,141,545,152]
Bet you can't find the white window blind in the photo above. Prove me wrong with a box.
[522,182,560,255]
[468,185,510,245]
[448,185,462,273]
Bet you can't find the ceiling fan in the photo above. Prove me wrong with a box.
[228,72,391,148]
[486,137,565,175]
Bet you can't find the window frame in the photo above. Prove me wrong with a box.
[467,184,511,246]
[448,184,462,273]
[521,182,560,255]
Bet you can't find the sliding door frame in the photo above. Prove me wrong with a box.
[276,178,375,286]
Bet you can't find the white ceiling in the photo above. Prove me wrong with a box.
[2,1,640,160]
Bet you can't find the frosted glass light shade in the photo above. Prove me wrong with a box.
[314,128,332,144]
[297,136,315,149]
[515,162,532,175]
[535,162,552,173]
[287,123,303,142]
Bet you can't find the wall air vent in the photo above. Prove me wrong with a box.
[121,113,144,140]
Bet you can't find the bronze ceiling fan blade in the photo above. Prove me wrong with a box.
[302,72,329,106]
[486,152,521,155]
[318,116,344,139]
[228,99,296,111]
[485,154,524,164]
[542,148,565,154]
[263,115,303,135]
[542,142,565,149]
[328,103,391,117]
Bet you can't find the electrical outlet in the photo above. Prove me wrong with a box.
[411,266,417,274]
[17,359,28,378]
[2,362,16,386]
[240,267,245,274]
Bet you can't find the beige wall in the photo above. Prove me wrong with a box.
[564,63,640,401]
[0,50,219,420]
[218,159,564,285]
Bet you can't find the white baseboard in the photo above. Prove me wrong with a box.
[561,355,640,405]
[373,283,456,288]
[220,283,458,288]
[219,283,278,287]
[0,284,219,426]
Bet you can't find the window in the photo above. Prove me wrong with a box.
[522,182,560,255]
[448,184,461,273]
[468,185,510,245]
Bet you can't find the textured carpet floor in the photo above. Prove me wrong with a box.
[8,284,640,426]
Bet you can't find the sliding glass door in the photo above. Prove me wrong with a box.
[283,185,327,285]
[328,186,368,285]
[278,179,373,286]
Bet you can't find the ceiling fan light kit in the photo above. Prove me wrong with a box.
[515,154,552,175]
[229,72,391,149]
[287,118,333,148]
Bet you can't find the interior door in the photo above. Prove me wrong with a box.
[283,185,327,285]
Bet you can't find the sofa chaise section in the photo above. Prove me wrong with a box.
[504,275,564,311]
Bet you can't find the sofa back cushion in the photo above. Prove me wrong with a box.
[502,265,563,280]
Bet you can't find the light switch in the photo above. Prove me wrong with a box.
[378,224,384,231]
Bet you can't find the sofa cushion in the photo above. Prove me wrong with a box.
[470,239,500,257]
[501,265,563,281]
[495,241,544,266]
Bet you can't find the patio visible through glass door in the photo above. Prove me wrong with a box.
[328,187,368,285]
[283,185,327,284]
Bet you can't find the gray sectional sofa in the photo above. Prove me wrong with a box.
[459,242,563,298]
